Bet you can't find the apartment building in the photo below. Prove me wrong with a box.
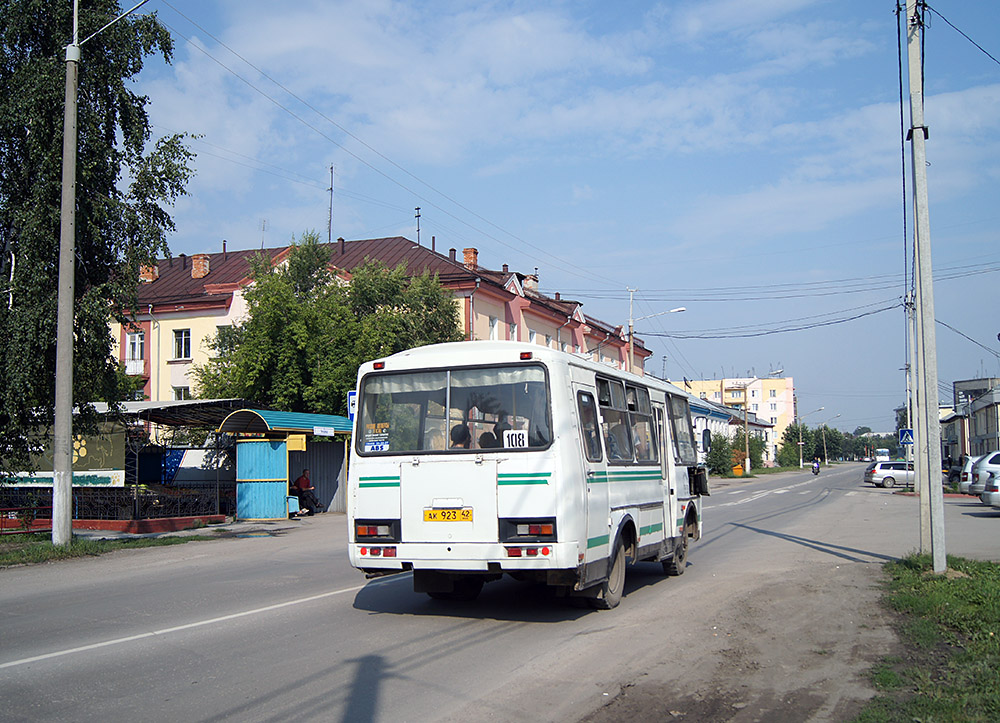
[110,237,651,402]
[670,376,795,462]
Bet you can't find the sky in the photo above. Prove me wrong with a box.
[129,0,999,434]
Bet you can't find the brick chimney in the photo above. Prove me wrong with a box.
[463,247,478,270]
[139,264,159,283]
[191,253,210,279]
[524,274,538,294]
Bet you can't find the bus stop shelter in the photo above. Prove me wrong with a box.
[218,409,352,520]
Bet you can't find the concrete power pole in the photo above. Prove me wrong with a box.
[905,0,946,572]
[53,0,151,546]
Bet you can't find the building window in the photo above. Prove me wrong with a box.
[713,391,721,399]
[769,389,776,398]
[489,316,498,340]
[509,322,517,340]
[529,329,537,344]
[700,392,707,399]
[770,417,777,424]
[730,391,740,399]
[126,332,144,360]
[752,403,758,411]
[173,329,191,359]
[173,386,191,401]
[545,334,552,347]
[561,342,568,353]
[770,403,777,411]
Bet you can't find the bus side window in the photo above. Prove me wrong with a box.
[597,377,633,462]
[577,391,603,462]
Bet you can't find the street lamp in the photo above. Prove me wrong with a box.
[53,0,151,545]
[627,289,685,372]
[738,369,783,473]
[820,413,841,466]
[798,406,825,469]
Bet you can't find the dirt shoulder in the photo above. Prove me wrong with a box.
[581,560,897,722]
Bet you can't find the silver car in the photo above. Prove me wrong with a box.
[864,460,914,488]
[971,451,1000,501]
[959,454,986,494]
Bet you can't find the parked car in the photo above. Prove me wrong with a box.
[971,451,1000,501]
[959,454,987,494]
[981,472,1000,509]
[864,460,914,488]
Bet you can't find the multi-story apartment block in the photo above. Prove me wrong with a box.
[110,237,652,404]
[670,376,796,463]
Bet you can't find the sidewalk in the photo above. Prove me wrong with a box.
[71,512,337,542]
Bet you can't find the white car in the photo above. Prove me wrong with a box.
[959,454,986,495]
[969,451,1000,499]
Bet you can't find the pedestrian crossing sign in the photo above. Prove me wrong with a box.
[899,428,914,445]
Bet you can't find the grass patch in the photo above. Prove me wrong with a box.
[0,533,218,567]
[853,553,1000,722]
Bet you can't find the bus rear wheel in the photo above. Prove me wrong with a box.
[589,537,625,609]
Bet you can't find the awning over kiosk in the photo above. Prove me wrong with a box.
[218,409,352,435]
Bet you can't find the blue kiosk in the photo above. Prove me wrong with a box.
[217,409,352,520]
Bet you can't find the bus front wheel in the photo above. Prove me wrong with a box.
[663,524,690,576]
[589,537,625,609]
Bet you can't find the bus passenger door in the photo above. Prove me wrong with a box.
[575,386,609,586]
[654,404,674,539]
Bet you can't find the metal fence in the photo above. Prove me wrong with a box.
[0,485,236,521]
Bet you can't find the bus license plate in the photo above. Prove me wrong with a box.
[424,508,473,522]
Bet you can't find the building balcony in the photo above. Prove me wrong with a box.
[125,358,145,376]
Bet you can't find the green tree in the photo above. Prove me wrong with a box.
[777,422,814,467]
[194,235,464,415]
[0,1,194,476]
[705,432,732,475]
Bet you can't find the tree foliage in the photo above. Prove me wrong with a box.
[0,1,194,475]
[777,422,814,467]
[193,233,464,415]
[705,432,732,475]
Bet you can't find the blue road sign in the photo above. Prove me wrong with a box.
[899,428,914,445]
[348,390,357,422]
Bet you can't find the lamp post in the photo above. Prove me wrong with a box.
[627,292,685,372]
[797,406,825,469]
[53,0,151,546]
[820,413,841,465]
[739,369,782,473]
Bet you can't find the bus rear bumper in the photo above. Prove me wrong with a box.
[350,541,577,573]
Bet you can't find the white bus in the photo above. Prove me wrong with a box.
[347,341,708,608]
[875,448,890,462]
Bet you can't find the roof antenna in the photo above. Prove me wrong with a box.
[415,207,421,246]
[259,218,268,249]
[327,164,334,243]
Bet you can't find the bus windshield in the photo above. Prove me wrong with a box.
[357,364,551,455]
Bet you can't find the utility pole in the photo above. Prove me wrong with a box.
[327,164,334,243]
[905,0,946,572]
[53,0,151,546]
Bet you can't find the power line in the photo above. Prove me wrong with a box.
[157,2,617,289]
[925,3,1000,67]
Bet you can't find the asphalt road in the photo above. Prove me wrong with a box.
[2,464,998,722]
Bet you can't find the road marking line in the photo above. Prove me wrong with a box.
[0,575,406,670]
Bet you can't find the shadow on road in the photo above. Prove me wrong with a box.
[352,562,677,622]
[727,522,899,563]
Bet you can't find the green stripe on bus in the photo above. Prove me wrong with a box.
[640,523,664,536]
[359,481,401,488]
[587,534,610,549]
[359,476,400,482]
[498,472,551,485]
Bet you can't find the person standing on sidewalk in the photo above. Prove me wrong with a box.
[291,468,323,516]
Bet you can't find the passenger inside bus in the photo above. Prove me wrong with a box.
[450,424,471,448]
[478,431,498,448]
